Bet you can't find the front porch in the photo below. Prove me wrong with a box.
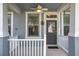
[0,3,79,56]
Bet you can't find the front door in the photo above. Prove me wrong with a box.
[46,20,57,45]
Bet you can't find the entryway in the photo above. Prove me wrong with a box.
[46,18,68,56]
[46,20,57,46]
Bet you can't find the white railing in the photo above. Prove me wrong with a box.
[8,39,45,56]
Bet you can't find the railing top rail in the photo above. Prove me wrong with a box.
[8,39,44,41]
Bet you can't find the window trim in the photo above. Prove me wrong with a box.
[8,12,13,37]
[60,12,70,36]
[25,12,42,39]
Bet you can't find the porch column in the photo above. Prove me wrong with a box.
[0,3,9,56]
[68,3,79,56]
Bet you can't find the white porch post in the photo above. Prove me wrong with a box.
[68,3,79,56]
[44,13,46,56]
[0,3,9,56]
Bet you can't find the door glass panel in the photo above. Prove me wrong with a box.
[48,21,56,33]
[27,14,39,36]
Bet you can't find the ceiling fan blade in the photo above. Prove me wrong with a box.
[42,8,48,11]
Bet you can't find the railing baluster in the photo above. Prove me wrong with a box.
[25,41,26,56]
[15,41,17,56]
[8,39,44,56]
[32,41,33,56]
[21,40,22,56]
[35,40,36,56]
[31,41,32,56]
[27,41,28,56]
[39,40,41,56]
[13,40,14,56]
[38,41,39,56]
[24,40,25,56]
[18,41,19,56]
[42,41,43,56]
[10,41,11,56]
[28,41,29,56]
[29,41,31,56]
[26,41,27,56]
[40,41,42,56]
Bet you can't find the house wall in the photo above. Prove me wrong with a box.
[0,3,9,56]
[13,13,24,38]
[18,13,25,39]
[57,12,69,53]
[8,13,25,51]
[58,36,68,52]
[57,4,70,53]
[7,4,26,54]
[68,3,79,56]
[8,3,25,39]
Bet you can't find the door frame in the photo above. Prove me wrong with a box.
[46,20,57,45]
[44,12,58,46]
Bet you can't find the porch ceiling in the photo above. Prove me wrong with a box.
[16,3,65,12]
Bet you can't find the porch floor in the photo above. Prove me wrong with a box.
[10,45,67,56]
[46,46,68,56]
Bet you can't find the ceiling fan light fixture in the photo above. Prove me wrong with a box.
[35,4,42,13]
[30,4,48,12]
[37,5,42,9]
[36,9,42,13]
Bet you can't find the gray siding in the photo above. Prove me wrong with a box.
[68,36,79,56]
[68,36,75,56]
[0,36,9,56]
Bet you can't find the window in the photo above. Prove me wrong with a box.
[27,14,40,37]
[8,13,11,36]
[8,12,13,37]
[63,11,70,36]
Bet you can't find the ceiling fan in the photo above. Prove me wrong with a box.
[30,4,48,12]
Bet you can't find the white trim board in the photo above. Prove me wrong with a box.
[44,12,59,47]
